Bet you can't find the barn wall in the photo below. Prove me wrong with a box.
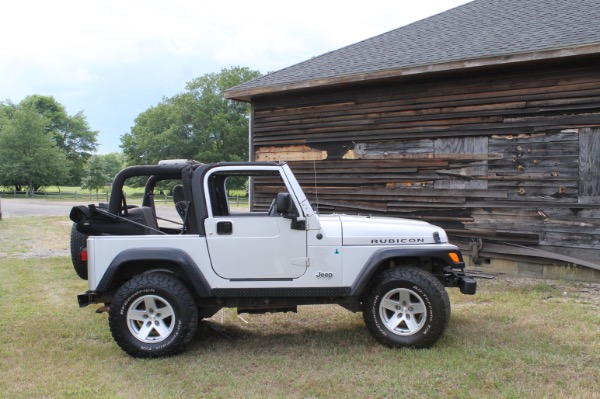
[250,58,600,269]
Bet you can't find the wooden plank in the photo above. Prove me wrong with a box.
[255,145,327,162]
[299,186,506,198]
[434,137,488,189]
[540,232,600,250]
[579,128,600,197]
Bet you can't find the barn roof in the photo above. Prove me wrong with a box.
[225,0,600,101]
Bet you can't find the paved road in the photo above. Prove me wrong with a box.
[0,198,180,221]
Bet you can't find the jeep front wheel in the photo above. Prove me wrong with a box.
[363,267,450,348]
[108,273,198,358]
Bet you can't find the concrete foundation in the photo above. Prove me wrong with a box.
[464,255,600,282]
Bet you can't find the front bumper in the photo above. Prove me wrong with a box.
[457,273,477,295]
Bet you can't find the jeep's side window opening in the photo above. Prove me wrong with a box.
[208,171,296,217]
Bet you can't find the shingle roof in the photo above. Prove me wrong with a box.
[225,0,600,100]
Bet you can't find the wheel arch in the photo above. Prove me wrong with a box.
[97,248,213,298]
[349,247,464,298]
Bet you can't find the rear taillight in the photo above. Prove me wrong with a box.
[81,248,88,262]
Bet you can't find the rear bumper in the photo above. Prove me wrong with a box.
[77,291,94,307]
[77,290,110,307]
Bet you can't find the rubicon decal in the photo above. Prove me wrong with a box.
[371,238,426,244]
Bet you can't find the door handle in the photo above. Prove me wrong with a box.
[216,221,233,235]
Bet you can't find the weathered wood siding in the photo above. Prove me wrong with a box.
[250,59,600,267]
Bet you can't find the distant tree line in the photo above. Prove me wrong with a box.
[0,66,260,194]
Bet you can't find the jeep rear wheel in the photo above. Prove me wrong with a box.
[109,273,198,358]
[363,267,450,348]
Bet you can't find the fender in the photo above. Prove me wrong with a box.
[348,247,464,297]
[96,248,213,297]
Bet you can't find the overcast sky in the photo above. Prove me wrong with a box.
[1,0,472,154]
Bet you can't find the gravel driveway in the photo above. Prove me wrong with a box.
[0,198,180,221]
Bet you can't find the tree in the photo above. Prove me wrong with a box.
[81,153,124,194]
[0,95,97,188]
[19,95,98,185]
[0,104,68,195]
[121,66,261,169]
[102,152,125,180]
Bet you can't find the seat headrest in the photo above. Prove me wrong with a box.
[172,185,185,204]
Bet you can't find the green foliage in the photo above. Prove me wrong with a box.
[121,66,261,178]
[0,95,98,189]
[0,104,68,194]
[81,153,124,193]
[19,95,98,185]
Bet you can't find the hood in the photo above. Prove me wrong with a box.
[338,215,448,246]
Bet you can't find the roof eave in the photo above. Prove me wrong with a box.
[224,43,600,102]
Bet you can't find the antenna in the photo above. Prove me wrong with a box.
[313,156,319,214]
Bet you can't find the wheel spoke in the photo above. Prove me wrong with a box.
[153,321,170,338]
[144,297,158,312]
[157,306,174,320]
[398,290,413,306]
[136,322,154,340]
[380,298,399,312]
[404,316,420,333]
[128,309,148,322]
[383,314,403,331]
[410,301,426,315]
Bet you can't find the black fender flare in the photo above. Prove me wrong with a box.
[349,247,464,297]
[97,248,213,297]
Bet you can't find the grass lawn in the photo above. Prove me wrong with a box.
[0,216,598,398]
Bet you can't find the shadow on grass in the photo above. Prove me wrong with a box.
[187,318,375,355]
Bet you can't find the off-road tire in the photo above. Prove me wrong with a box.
[109,273,198,358]
[363,266,451,349]
[70,223,88,280]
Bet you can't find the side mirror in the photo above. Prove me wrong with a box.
[275,192,305,230]
[275,192,294,215]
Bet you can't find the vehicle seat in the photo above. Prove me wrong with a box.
[172,185,187,220]
[126,206,160,234]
